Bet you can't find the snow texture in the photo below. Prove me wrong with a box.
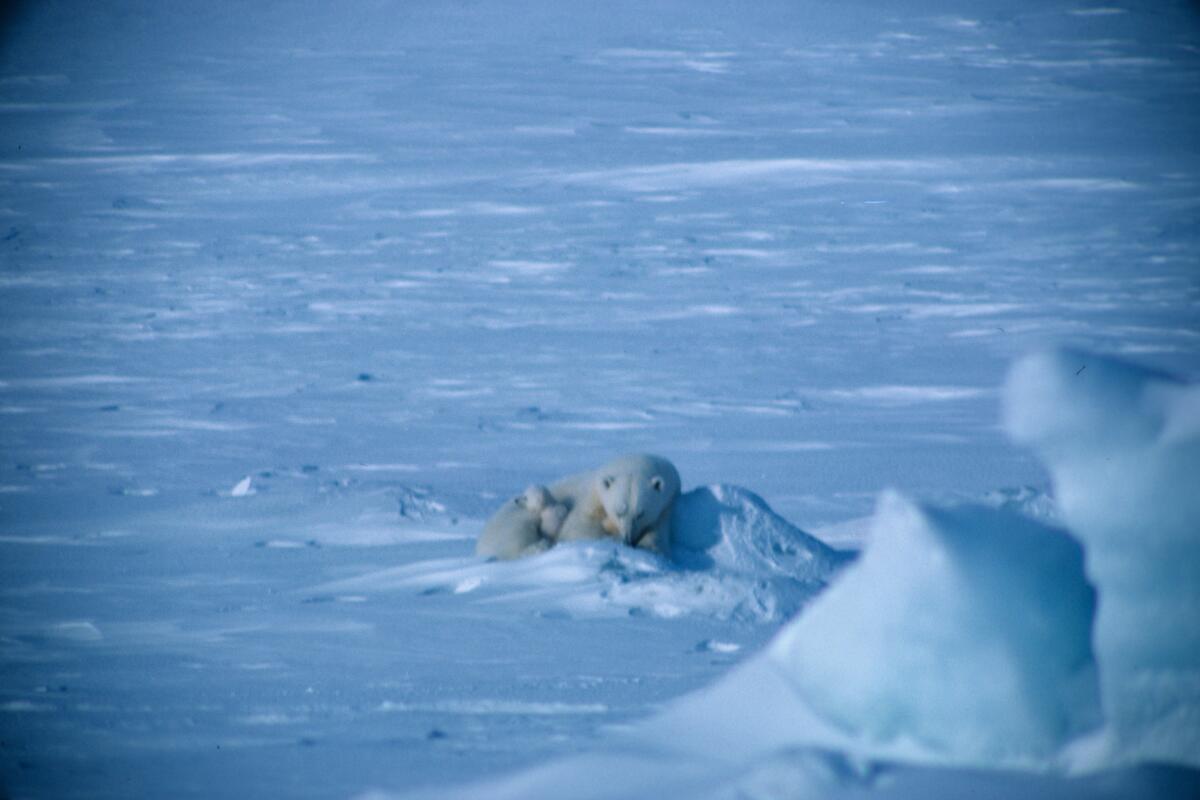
[673,484,849,581]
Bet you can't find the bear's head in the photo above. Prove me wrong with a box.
[520,484,553,513]
[594,454,681,546]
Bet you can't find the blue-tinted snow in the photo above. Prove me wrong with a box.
[1007,350,1200,768]
[417,350,1198,800]
[634,491,1102,769]
[318,486,847,624]
[1,0,1199,798]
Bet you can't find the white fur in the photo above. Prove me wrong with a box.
[539,503,568,538]
[522,484,554,513]
[475,483,566,559]
[476,454,681,560]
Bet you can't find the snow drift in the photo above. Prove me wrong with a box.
[672,484,849,581]
[1006,349,1200,768]
[767,492,1101,764]
[637,491,1101,770]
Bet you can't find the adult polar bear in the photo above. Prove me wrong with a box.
[476,454,682,560]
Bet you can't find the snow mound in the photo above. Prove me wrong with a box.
[318,485,848,622]
[631,349,1199,777]
[639,491,1101,769]
[768,492,1101,765]
[672,484,852,580]
[1005,349,1200,767]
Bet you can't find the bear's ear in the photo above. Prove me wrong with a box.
[602,476,614,490]
[650,476,663,492]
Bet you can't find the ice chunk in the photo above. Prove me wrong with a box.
[639,492,1101,769]
[767,492,1101,765]
[1005,349,1200,767]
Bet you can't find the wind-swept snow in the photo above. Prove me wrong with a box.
[2,0,1199,797]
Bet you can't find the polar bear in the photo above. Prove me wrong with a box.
[475,484,568,560]
[476,454,682,560]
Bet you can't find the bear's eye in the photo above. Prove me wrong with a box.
[651,476,663,492]
[602,476,613,489]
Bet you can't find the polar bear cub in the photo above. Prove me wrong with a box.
[475,484,567,560]
[475,454,681,560]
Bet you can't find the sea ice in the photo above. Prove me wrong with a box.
[1005,349,1200,767]
[638,349,1200,774]
[640,491,1102,769]
[765,492,1101,766]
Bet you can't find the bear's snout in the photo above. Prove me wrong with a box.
[616,515,635,543]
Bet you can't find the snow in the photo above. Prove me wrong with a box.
[765,492,1101,766]
[634,490,1102,769]
[1006,350,1200,768]
[2,0,1200,797]
[318,486,846,624]
[673,485,849,579]
[408,350,1196,798]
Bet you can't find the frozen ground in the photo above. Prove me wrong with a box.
[1,1,1198,798]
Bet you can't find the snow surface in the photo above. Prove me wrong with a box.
[2,0,1199,797]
